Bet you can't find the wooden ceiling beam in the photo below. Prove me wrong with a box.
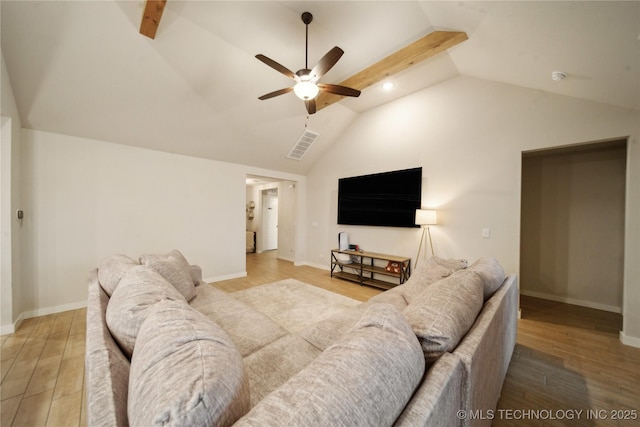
[140,0,167,40]
[316,30,468,112]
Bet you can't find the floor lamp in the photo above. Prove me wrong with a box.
[415,209,437,268]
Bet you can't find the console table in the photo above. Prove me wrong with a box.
[330,249,411,290]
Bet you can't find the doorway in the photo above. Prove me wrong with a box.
[245,175,297,261]
[520,139,627,313]
[261,188,278,251]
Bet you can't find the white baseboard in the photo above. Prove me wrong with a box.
[205,271,247,283]
[300,261,330,271]
[520,289,621,313]
[620,331,640,348]
[1,300,87,336]
[24,300,88,319]
[0,311,23,335]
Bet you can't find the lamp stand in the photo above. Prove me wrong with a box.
[415,226,434,268]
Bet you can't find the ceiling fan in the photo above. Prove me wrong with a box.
[256,12,361,115]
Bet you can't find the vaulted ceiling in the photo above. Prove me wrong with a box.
[2,1,638,174]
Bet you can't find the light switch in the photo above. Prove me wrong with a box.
[482,228,490,238]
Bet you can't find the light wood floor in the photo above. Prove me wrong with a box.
[1,251,638,426]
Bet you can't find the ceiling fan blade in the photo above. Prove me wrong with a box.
[315,30,468,111]
[305,99,317,115]
[258,87,293,100]
[317,83,361,98]
[255,54,296,80]
[311,46,344,80]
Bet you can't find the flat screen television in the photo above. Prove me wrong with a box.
[337,167,422,228]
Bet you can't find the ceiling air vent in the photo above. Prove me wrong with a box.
[287,130,319,160]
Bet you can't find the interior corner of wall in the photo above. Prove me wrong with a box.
[619,330,640,348]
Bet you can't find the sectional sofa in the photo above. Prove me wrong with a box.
[85,250,517,426]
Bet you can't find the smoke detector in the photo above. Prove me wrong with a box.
[551,71,567,81]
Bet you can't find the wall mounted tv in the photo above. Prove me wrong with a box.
[337,167,422,228]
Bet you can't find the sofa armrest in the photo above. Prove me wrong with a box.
[85,269,130,427]
[394,352,464,427]
[453,274,518,427]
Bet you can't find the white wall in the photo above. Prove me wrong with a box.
[276,181,297,262]
[305,76,639,343]
[1,49,24,333]
[18,129,291,316]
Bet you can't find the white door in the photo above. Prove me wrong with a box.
[262,190,278,251]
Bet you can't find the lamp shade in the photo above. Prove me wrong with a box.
[415,209,437,226]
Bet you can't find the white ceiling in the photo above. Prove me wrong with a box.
[2,1,638,175]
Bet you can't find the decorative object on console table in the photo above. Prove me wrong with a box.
[415,209,437,267]
[246,201,255,220]
[330,249,411,290]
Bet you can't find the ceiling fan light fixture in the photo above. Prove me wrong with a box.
[294,81,319,100]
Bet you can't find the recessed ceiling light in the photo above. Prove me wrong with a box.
[382,82,395,90]
[551,71,567,81]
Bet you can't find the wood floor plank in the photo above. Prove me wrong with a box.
[0,394,22,427]
[24,353,63,398]
[46,391,82,427]
[52,355,84,401]
[11,389,54,427]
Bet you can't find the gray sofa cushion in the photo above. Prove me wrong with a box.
[432,255,468,271]
[190,285,288,358]
[400,256,457,303]
[368,285,408,311]
[298,303,372,351]
[243,334,321,407]
[140,249,197,301]
[106,265,186,358]
[97,254,139,297]
[467,257,506,301]
[403,269,484,363]
[235,303,424,427]
[129,300,250,427]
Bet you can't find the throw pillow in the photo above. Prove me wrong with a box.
[140,249,197,301]
[190,264,205,287]
[106,265,186,358]
[468,257,506,301]
[401,257,455,303]
[129,300,250,427]
[431,256,468,271]
[403,269,484,363]
[235,303,424,427]
[97,254,140,297]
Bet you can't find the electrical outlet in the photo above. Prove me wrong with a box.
[482,228,490,238]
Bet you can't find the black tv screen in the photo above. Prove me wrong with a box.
[337,167,422,228]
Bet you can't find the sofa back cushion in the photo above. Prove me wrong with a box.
[467,257,506,301]
[129,300,250,427]
[400,257,458,304]
[106,265,186,358]
[235,303,424,427]
[140,249,197,301]
[97,254,140,297]
[403,269,484,363]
